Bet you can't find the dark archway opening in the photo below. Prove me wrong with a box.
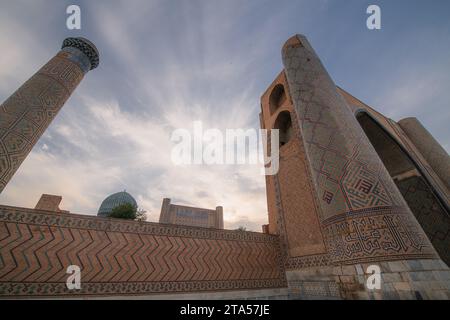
[273,111,293,148]
[269,84,287,115]
[356,112,450,265]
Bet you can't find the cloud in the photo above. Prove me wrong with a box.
[0,147,123,213]
[1,0,449,231]
[1,89,269,230]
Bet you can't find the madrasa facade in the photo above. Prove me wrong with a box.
[0,35,449,300]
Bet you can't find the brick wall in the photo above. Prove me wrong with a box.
[0,205,286,297]
[260,71,327,262]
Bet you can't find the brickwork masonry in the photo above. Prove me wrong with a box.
[286,259,450,300]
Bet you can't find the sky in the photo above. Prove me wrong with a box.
[0,0,449,231]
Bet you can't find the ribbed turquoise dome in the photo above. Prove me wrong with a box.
[97,191,137,217]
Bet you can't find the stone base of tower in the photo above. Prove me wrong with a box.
[286,259,450,300]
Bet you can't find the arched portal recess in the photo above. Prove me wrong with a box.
[356,111,450,265]
[273,111,293,148]
[269,84,287,115]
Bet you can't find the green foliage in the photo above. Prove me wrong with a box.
[108,203,137,220]
[107,203,148,221]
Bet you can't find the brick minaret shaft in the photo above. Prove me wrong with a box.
[0,37,99,193]
[281,34,437,264]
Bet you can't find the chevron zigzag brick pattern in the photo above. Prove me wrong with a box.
[0,205,287,297]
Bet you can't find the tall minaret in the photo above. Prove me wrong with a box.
[0,37,99,193]
[282,35,438,264]
[280,34,437,264]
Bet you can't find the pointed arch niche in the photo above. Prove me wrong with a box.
[356,111,449,265]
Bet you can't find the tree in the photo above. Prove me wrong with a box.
[108,203,148,221]
[236,226,247,232]
[108,203,137,220]
[136,208,147,222]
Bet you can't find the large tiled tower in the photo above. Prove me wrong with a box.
[0,37,99,193]
[261,34,450,299]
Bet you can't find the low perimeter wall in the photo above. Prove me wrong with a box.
[0,205,286,298]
